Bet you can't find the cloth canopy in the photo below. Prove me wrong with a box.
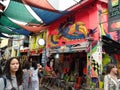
[0,0,92,35]
[0,33,10,38]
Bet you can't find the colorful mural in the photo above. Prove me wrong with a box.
[58,17,88,39]
[48,17,96,47]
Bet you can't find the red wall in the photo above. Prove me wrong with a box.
[47,1,109,47]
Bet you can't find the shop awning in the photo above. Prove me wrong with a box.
[0,15,32,35]
[0,0,94,35]
[0,33,10,38]
[102,35,120,54]
[0,25,19,35]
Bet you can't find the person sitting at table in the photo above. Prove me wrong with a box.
[45,61,56,76]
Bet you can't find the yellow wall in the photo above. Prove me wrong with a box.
[30,32,46,50]
[0,39,8,48]
[11,47,16,57]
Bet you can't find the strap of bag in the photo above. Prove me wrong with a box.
[2,76,7,88]
[10,80,19,90]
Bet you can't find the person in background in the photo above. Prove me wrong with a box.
[37,64,44,86]
[63,57,70,74]
[45,61,56,76]
[50,58,55,70]
[45,61,52,75]
[28,57,33,69]
[0,57,23,90]
[22,61,32,90]
[30,61,39,90]
[104,64,119,90]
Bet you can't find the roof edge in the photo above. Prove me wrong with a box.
[98,0,108,3]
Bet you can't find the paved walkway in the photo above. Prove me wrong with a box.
[40,85,62,90]
[39,86,50,90]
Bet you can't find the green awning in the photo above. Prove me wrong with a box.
[0,25,19,35]
[0,15,21,28]
[4,0,41,24]
[0,0,89,34]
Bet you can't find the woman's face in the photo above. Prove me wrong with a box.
[10,58,19,73]
[111,66,118,75]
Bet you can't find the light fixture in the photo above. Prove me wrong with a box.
[55,53,59,59]
[38,39,45,46]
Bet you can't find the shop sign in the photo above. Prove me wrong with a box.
[37,49,43,54]
[20,48,28,53]
[30,49,43,55]
[30,50,37,55]
[108,0,120,32]
[30,32,46,50]
[13,45,19,50]
[12,35,24,46]
[49,42,89,53]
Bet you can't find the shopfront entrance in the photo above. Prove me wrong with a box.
[51,51,87,89]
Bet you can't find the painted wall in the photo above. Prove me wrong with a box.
[47,1,119,48]
[47,1,102,47]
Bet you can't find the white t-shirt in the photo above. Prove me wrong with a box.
[31,68,39,82]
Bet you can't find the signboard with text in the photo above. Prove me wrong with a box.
[108,0,120,32]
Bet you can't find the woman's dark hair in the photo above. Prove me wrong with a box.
[3,57,23,86]
[32,61,37,70]
[46,61,50,67]
[106,64,116,74]
[28,56,32,62]
[22,61,30,70]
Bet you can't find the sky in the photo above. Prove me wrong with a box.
[0,0,82,11]
[48,0,82,10]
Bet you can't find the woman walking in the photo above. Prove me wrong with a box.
[22,61,32,90]
[104,64,119,90]
[30,61,39,90]
[0,57,23,90]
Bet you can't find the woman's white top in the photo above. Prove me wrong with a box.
[104,74,119,90]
